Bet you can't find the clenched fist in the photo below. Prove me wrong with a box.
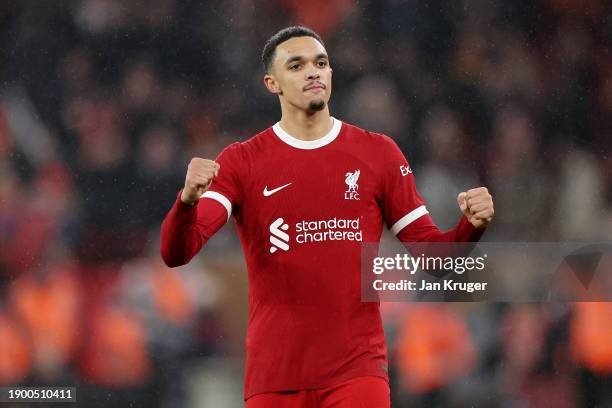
[181,158,220,205]
[457,187,494,228]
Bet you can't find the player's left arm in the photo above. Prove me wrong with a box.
[380,135,494,243]
[396,187,493,243]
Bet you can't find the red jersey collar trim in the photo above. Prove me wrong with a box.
[272,117,342,150]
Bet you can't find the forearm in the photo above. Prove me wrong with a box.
[160,191,227,267]
[397,214,486,277]
[397,214,485,243]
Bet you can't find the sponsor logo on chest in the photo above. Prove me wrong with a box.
[268,216,363,253]
[265,168,365,254]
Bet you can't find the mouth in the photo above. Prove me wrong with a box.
[303,82,326,92]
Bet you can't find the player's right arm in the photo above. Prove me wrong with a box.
[160,158,224,267]
[160,143,243,267]
[180,158,220,205]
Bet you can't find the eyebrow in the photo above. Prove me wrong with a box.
[284,53,328,66]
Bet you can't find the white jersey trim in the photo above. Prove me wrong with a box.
[201,191,232,222]
[272,117,342,150]
[390,205,429,235]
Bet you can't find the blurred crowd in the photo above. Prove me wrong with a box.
[0,0,611,406]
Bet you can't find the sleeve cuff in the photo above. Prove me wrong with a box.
[458,215,486,241]
[176,189,199,209]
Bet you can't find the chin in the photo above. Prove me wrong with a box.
[307,99,326,111]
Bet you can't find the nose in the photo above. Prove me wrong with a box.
[305,67,320,81]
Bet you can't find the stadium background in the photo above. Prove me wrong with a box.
[1,0,611,406]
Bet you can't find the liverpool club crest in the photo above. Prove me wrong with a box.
[344,169,360,200]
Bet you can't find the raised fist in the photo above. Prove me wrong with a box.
[457,187,494,228]
[181,158,220,205]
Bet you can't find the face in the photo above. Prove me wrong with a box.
[264,36,333,113]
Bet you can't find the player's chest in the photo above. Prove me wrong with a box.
[241,152,381,218]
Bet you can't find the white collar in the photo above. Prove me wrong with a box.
[272,117,342,150]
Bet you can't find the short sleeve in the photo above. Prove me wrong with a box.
[380,136,428,235]
[201,142,243,220]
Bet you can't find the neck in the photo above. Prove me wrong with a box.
[278,103,333,141]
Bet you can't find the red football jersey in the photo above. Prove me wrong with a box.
[160,118,484,399]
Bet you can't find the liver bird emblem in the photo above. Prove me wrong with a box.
[345,170,360,193]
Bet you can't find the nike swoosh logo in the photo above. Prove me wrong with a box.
[263,183,292,197]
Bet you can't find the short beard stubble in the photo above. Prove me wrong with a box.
[308,99,326,111]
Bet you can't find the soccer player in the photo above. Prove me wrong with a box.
[160,26,494,408]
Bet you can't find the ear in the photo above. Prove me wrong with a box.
[264,74,282,95]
